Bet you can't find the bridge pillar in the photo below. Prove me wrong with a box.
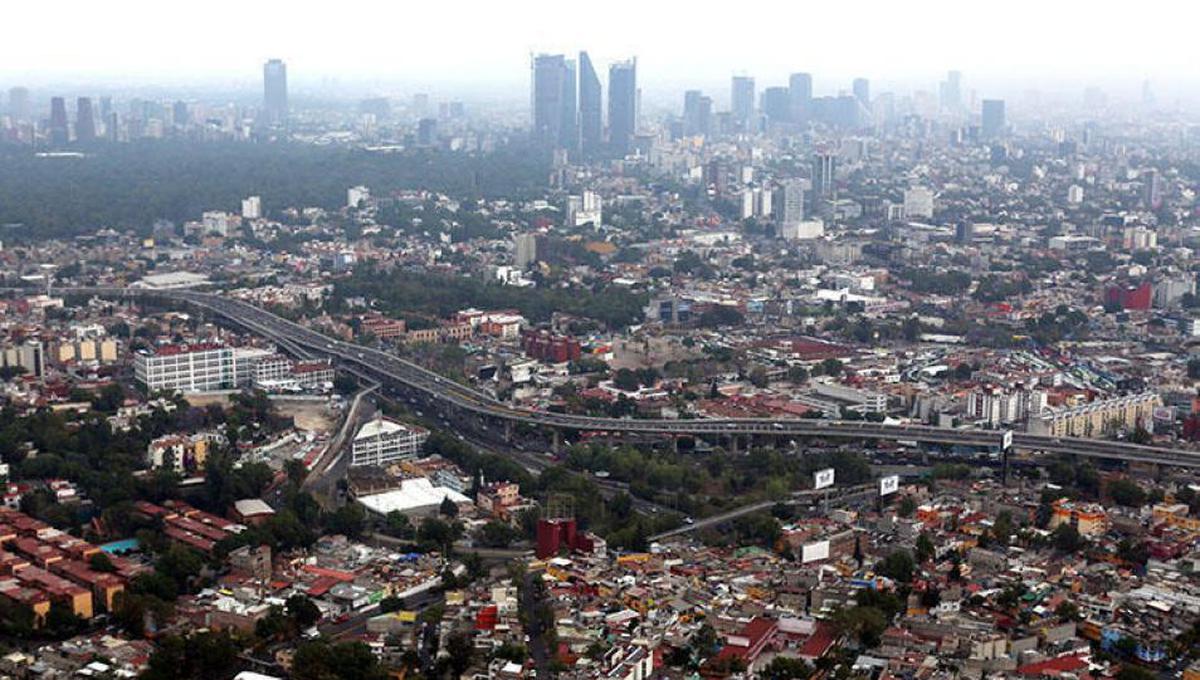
[729,434,741,453]
[503,420,514,443]
[550,429,561,455]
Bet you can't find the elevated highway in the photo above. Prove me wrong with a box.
[52,286,1200,469]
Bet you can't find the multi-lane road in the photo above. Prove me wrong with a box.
[52,286,1200,469]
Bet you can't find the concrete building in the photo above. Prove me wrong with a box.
[350,417,430,468]
[1028,392,1159,438]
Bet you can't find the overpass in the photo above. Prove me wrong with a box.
[49,286,1200,469]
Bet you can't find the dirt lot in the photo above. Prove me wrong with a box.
[273,399,336,433]
[610,335,701,370]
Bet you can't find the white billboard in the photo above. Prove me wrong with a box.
[802,540,831,563]
[879,475,900,496]
[1001,429,1013,450]
[814,468,835,490]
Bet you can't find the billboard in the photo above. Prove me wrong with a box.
[1001,429,1013,450]
[802,540,830,564]
[814,468,835,490]
[879,475,900,496]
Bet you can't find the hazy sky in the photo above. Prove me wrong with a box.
[3,0,1196,100]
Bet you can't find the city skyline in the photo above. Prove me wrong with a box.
[2,1,1199,102]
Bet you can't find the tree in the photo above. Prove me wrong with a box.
[1107,478,1147,507]
[479,520,518,548]
[787,365,809,383]
[748,366,769,388]
[286,594,322,629]
[819,358,843,377]
[831,605,888,647]
[876,550,915,583]
[915,533,936,563]
[1052,523,1085,553]
[292,639,387,680]
[761,657,812,680]
[89,552,117,573]
[1116,665,1157,680]
[439,495,460,518]
[897,496,917,518]
[612,368,641,392]
[1055,601,1079,622]
[324,503,366,539]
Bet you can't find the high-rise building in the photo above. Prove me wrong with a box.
[608,58,637,155]
[852,78,870,110]
[940,70,962,111]
[903,187,935,219]
[242,196,263,220]
[578,51,603,157]
[263,58,288,127]
[75,97,96,143]
[762,87,790,124]
[812,152,837,200]
[531,53,575,150]
[172,101,189,127]
[789,72,813,123]
[682,90,712,137]
[566,191,603,227]
[49,97,69,145]
[513,233,538,268]
[1143,169,1163,210]
[417,118,438,146]
[774,180,805,226]
[7,87,30,122]
[981,99,1005,139]
[731,76,755,131]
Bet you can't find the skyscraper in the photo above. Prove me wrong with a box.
[981,99,1005,139]
[789,73,813,123]
[49,97,69,145]
[852,78,870,109]
[263,58,288,126]
[531,54,573,149]
[731,76,756,131]
[683,90,712,137]
[75,97,96,142]
[940,70,962,111]
[172,101,190,128]
[578,51,603,157]
[561,58,578,151]
[762,87,790,124]
[608,58,637,156]
[774,180,805,226]
[7,87,30,122]
[812,152,837,200]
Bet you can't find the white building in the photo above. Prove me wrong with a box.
[135,343,233,393]
[347,185,371,208]
[781,219,825,241]
[903,187,935,219]
[774,180,804,226]
[1067,185,1084,204]
[200,211,238,237]
[1,341,44,378]
[566,191,602,227]
[241,195,263,219]
[134,343,274,394]
[350,417,429,467]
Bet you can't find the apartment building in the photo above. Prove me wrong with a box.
[350,417,430,468]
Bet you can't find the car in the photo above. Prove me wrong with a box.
[683,516,694,524]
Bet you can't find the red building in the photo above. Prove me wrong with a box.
[536,518,578,559]
[521,329,582,364]
[1105,282,1152,311]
